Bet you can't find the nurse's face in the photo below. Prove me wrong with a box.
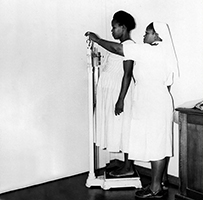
[143,28,157,44]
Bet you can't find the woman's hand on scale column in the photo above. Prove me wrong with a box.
[85,32,100,44]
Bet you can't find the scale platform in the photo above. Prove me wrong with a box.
[86,161,142,190]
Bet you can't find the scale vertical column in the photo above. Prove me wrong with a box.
[86,39,95,181]
[86,39,105,188]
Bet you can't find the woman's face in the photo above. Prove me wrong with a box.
[111,20,124,40]
[143,28,157,44]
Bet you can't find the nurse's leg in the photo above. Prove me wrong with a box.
[162,157,169,190]
[134,158,167,198]
[150,157,166,192]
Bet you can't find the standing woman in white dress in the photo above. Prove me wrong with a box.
[86,21,179,198]
[95,10,136,177]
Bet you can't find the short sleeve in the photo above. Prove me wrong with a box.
[123,43,136,61]
[123,43,147,62]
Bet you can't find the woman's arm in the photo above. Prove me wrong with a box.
[98,39,124,56]
[115,60,134,115]
[85,32,124,56]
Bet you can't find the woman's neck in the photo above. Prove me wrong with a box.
[120,34,131,43]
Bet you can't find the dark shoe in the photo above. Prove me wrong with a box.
[135,186,167,199]
[161,180,169,191]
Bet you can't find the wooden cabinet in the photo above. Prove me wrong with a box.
[175,108,203,200]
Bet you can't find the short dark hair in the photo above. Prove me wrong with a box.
[112,10,136,32]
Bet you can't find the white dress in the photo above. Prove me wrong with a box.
[95,40,135,153]
[123,42,174,162]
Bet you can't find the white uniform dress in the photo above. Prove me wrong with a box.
[123,42,174,162]
[95,40,135,153]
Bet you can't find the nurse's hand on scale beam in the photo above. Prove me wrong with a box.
[85,31,100,44]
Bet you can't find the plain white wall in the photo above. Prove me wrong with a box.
[0,0,106,193]
[98,0,203,177]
